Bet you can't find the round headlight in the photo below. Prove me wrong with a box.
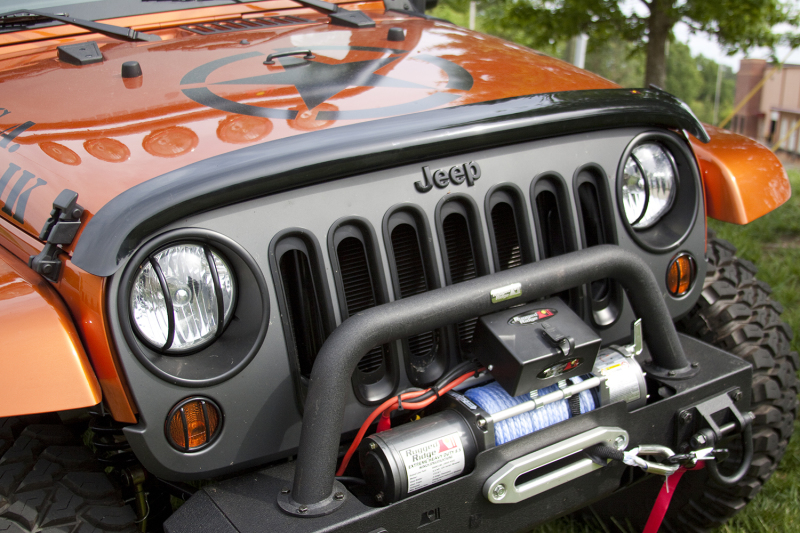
[621,143,677,229]
[131,243,236,353]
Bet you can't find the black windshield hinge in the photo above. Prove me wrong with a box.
[290,0,375,27]
[29,190,83,283]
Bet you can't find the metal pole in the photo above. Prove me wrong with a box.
[469,1,476,30]
[713,63,723,126]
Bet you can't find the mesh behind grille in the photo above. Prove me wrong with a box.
[442,213,478,347]
[391,223,436,358]
[491,202,523,271]
[443,213,477,283]
[337,237,385,374]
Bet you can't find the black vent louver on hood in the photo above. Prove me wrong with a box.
[181,16,312,35]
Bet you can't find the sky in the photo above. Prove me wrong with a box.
[675,22,800,73]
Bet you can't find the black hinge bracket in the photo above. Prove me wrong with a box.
[29,189,83,282]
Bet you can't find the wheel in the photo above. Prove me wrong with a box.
[0,416,137,533]
[660,236,799,531]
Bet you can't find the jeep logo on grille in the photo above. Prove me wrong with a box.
[415,161,481,193]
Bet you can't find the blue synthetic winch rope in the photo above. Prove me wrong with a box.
[465,377,597,445]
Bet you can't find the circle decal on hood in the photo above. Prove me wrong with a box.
[180,46,473,121]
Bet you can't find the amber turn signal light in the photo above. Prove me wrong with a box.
[166,397,222,452]
[667,253,696,297]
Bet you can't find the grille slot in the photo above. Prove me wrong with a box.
[443,213,478,283]
[269,230,335,405]
[329,219,397,404]
[575,168,621,326]
[490,202,523,271]
[437,197,489,354]
[532,176,579,311]
[536,190,567,258]
[181,16,312,35]
[278,249,327,377]
[442,213,479,347]
[337,236,386,374]
[391,223,437,359]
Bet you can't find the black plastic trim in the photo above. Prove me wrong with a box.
[268,228,336,410]
[382,204,449,386]
[204,245,226,340]
[164,397,223,453]
[72,89,709,277]
[573,164,622,327]
[117,229,269,387]
[616,131,701,253]
[484,183,535,270]
[530,172,582,314]
[327,217,399,405]
[149,258,175,351]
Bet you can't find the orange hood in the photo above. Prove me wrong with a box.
[0,10,617,243]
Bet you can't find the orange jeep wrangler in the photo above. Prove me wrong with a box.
[0,1,794,532]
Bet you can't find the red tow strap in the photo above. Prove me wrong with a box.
[642,463,705,533]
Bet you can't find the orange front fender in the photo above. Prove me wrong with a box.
[0,245,101,417]
[691,125,791,224]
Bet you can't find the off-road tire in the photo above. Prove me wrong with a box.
[0,417,137,533]
[662,236,799,531]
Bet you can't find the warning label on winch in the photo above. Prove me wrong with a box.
[400,432,465,494]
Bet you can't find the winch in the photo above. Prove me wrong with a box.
[359,299,649,504]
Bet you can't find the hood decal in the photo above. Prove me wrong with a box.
[180,46,473,121]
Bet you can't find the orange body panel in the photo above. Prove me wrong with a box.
[0,244,101,417]
[691,125,791,224]
[0,223,137,422]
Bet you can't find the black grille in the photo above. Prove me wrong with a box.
[279,249,326,377]
[490,202,523,270]
[536,190,567,258]
[391,223,436,358]
[181,16,311,35]
[443,213,477,283]
[442,213,478,347]
[337,237,385,374]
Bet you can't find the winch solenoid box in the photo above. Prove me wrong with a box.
[472,298,601,396]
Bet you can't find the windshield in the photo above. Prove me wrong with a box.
[0,0,247,21]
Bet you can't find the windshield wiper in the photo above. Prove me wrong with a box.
[0,10,161,41]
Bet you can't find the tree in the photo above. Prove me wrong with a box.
[435,0,797,88]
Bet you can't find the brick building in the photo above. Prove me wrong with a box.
[732,58,800,152]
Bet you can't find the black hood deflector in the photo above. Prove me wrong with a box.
[72,88,708,276]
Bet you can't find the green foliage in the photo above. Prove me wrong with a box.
[434,0,798,55]
[431,2,737,125]
[432,0,798,87]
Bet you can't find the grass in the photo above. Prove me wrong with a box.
[530,169,800,533]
